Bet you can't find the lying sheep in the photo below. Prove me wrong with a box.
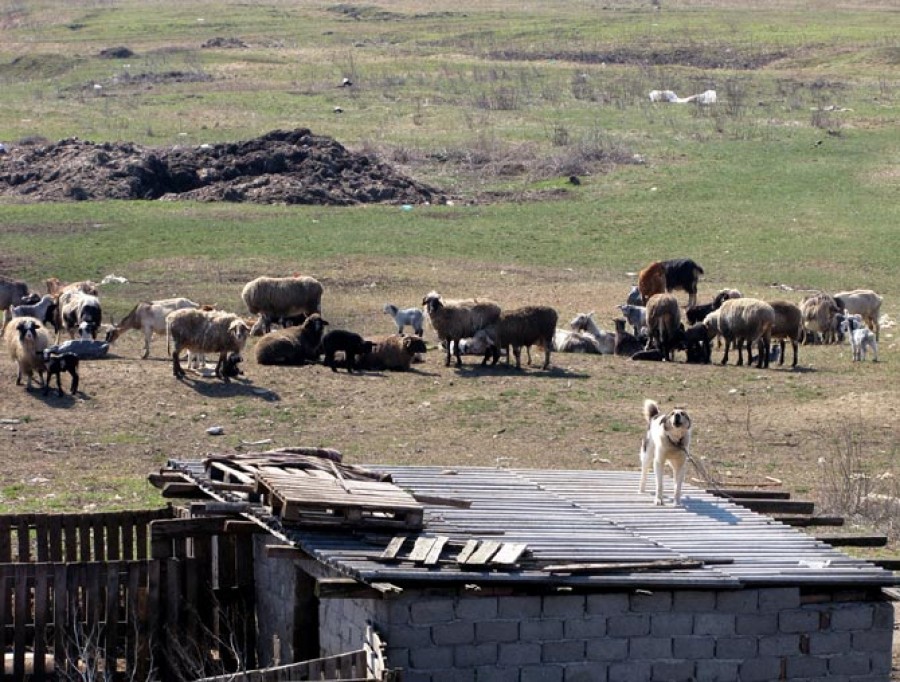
[614,318,644,357]
[800,293,841,345]
[242,275,324,336]
[834,289,882,340]
[422,291,501,367]
[254,313,328,366]
[568,312,615,354]
[383,304,424,337]
[359,334,428,371]
[166,308,252,382]
[645,293,682,361]
[483,305,558,370]
[10,294,58,334]
[553,328,603,354]
[321,329,375,373]
[704,298,775,369]
[106,298,200,358]
[768,300,802,368]
[617,304,646,336]
[4,317,50,389]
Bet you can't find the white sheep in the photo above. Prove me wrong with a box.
[840,314,878,362]
[834,289,882,340]
[422,291,501,367]
[106,298,200,358]
[553,328,602,354]
[4,317,50,389]
[568,312,615,354]
[383,303,424,336]
[242,275,324,336]
[704,298,775,369]
[166,308,252,381]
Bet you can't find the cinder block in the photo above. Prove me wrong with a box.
[736,613,777,636]
[716,590,759,614]
[737,657,783,682]
[456,596,498,621]
[433,669,474,682]
[715,636,757,659]
[828,603,874,631]
[499,641,542,666]
[672,635,714,659]
[758,587,799,612]
[672,590,715,612]
[628,637,672,659]
[586,593,629,616]
[693,613,735,636]
[543,594,586,618]
[564,662,609,682]
[388,624,432,648]
[410,599,455,624]
[651,660,695,682]
[608,661,651,682]
[758,634,800,656]
[386,647,410,669]
[871,648,894,674]
[499,595,541,619]
[541,639,585,663]
[410,645,453,670]
[521,665,564,682]
[695,659,740,681]
[432,620,474,646]
[454,643,498,667]
[779,608,820,633]
[521,618,564,640]
[828,651,872,675]
[630,590,672,613]
[386,598,412,622]
[476,619,519,643]
[563,616,606,639]
[651,612,693,637]
[807,630,851,655]
[606,614,650,637]
[398,671,430,682]
[586,637,628,662]
[784,654,828,678]
[872,601,895,629]
[851,629,894,652]
[476,667,520,682]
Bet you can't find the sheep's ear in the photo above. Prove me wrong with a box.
[588,310,595,317]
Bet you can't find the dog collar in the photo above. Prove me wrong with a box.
[665,432,687,450]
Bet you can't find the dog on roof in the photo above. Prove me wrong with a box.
[638,399,692,506]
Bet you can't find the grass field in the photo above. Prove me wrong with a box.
[1,0,898,559]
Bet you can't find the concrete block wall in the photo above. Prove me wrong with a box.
[318,587,895,682]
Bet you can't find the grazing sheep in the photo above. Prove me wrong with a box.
[422,291,501,367]
[704,298,775,369]
[10,294,59,334]
[242,275,324,336]
[105,298,200,358]
[359,334,428,371]
[254,313,328,366]
[617,304,647,336]
[42,351,80,396]
[483,305,558,370]
[166,308,252,381]
[383,304,425,336]
[661,258,705,308]
[840,314,878,362]
[61,292,102,340]
[799,293,841,344]
[637,261,667,304]
[553,328,603,354]
[834,289,882,340]
[614,318,644,357]
[321,329,375,373]
[768,300,803,368]
[0,275,32,313]
[645,293,682,362]
[4,317,50,389]
[568,312,615,354]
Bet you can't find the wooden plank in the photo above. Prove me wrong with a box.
[411,493,472,508]
[49,515,63,562]
[315,578,383,600]
[730,499,815,515]
[13,566,27,680]
[463,540,502,566]
[33,565,49,677]
[107,514,121,561]
[423,536,449,566]
[53,563,68,675]
[0,518,9,563]
[92,515,105,561]
[491,542,528,566]
[543,559,705,574]
[0,570,8,676]
[122,512,135,561]
[151,517,228,538]
[707,489,791,499]
[456,539,480,565]
[104,563,120,677]
[16,518,29,562]
[871,558,900,570]
[775,516,844,527]
[36,517,49,562]
[815,535,888,548]
[379,536,407,561]
[408,537,437,563]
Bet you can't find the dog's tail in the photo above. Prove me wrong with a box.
[643,399,660,423]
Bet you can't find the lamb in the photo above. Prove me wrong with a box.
[254,313,328,366]
[799,292,841,344]
[644,293,682,361]
[61,291,102,340]
[242,275,324,336]
[482,305,558,370]
[834,289,882,340]
[321,329,375,373]
[359,334,428,371]
[568,312,615,354]
[661,258,705,308]
[4,317,50,389]
[105,297,200,358]
[421,291,501,367]
[166,308,252,381]
[0,275,32,312]
[42,351,80,396]
[682,322,711,364]
[10,294,59,334]
[637,261,667,304]
[383,304,425,337]
[703,298,775,369]
[768,300,803,368]
[613,318,644,357]
[617,304,646,336]
[840,314,878,362]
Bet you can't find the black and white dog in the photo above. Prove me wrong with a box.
[42,351,80,397]
[638,399,693,506]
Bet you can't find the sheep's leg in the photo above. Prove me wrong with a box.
[215,352,230,382]
[721,338,731,365]
[513,346,522,369]
[444,339,453,367]
[542,346,551,370]
[452,338,463,367]
[172,350,186,379]
[142,327,152,359]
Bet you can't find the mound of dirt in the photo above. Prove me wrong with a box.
[0,128,445,205]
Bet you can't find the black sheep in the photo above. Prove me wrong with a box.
[321,329,375,373]
[42,351,80,396]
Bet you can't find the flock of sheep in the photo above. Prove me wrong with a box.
[1,261,885,395]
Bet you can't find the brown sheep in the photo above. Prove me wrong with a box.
[422,291,501,367]
[768,300,803,368]
[799,293,841,344]
[637,261,667,304]
[254,313,328,366]
[359,334,428,371]
[484,305,558,370]
[704,298,775,369]
[645,293,682,361]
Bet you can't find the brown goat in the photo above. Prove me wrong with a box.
[637,261,667,304]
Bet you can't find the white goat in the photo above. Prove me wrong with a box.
[617,304,647,336]
[383,303,424,337]
[106,298,200,358]
[840,314,878,362]
[834,289,883,340]
[568,312,615,354]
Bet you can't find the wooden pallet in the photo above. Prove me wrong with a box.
[377,535,528,568]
